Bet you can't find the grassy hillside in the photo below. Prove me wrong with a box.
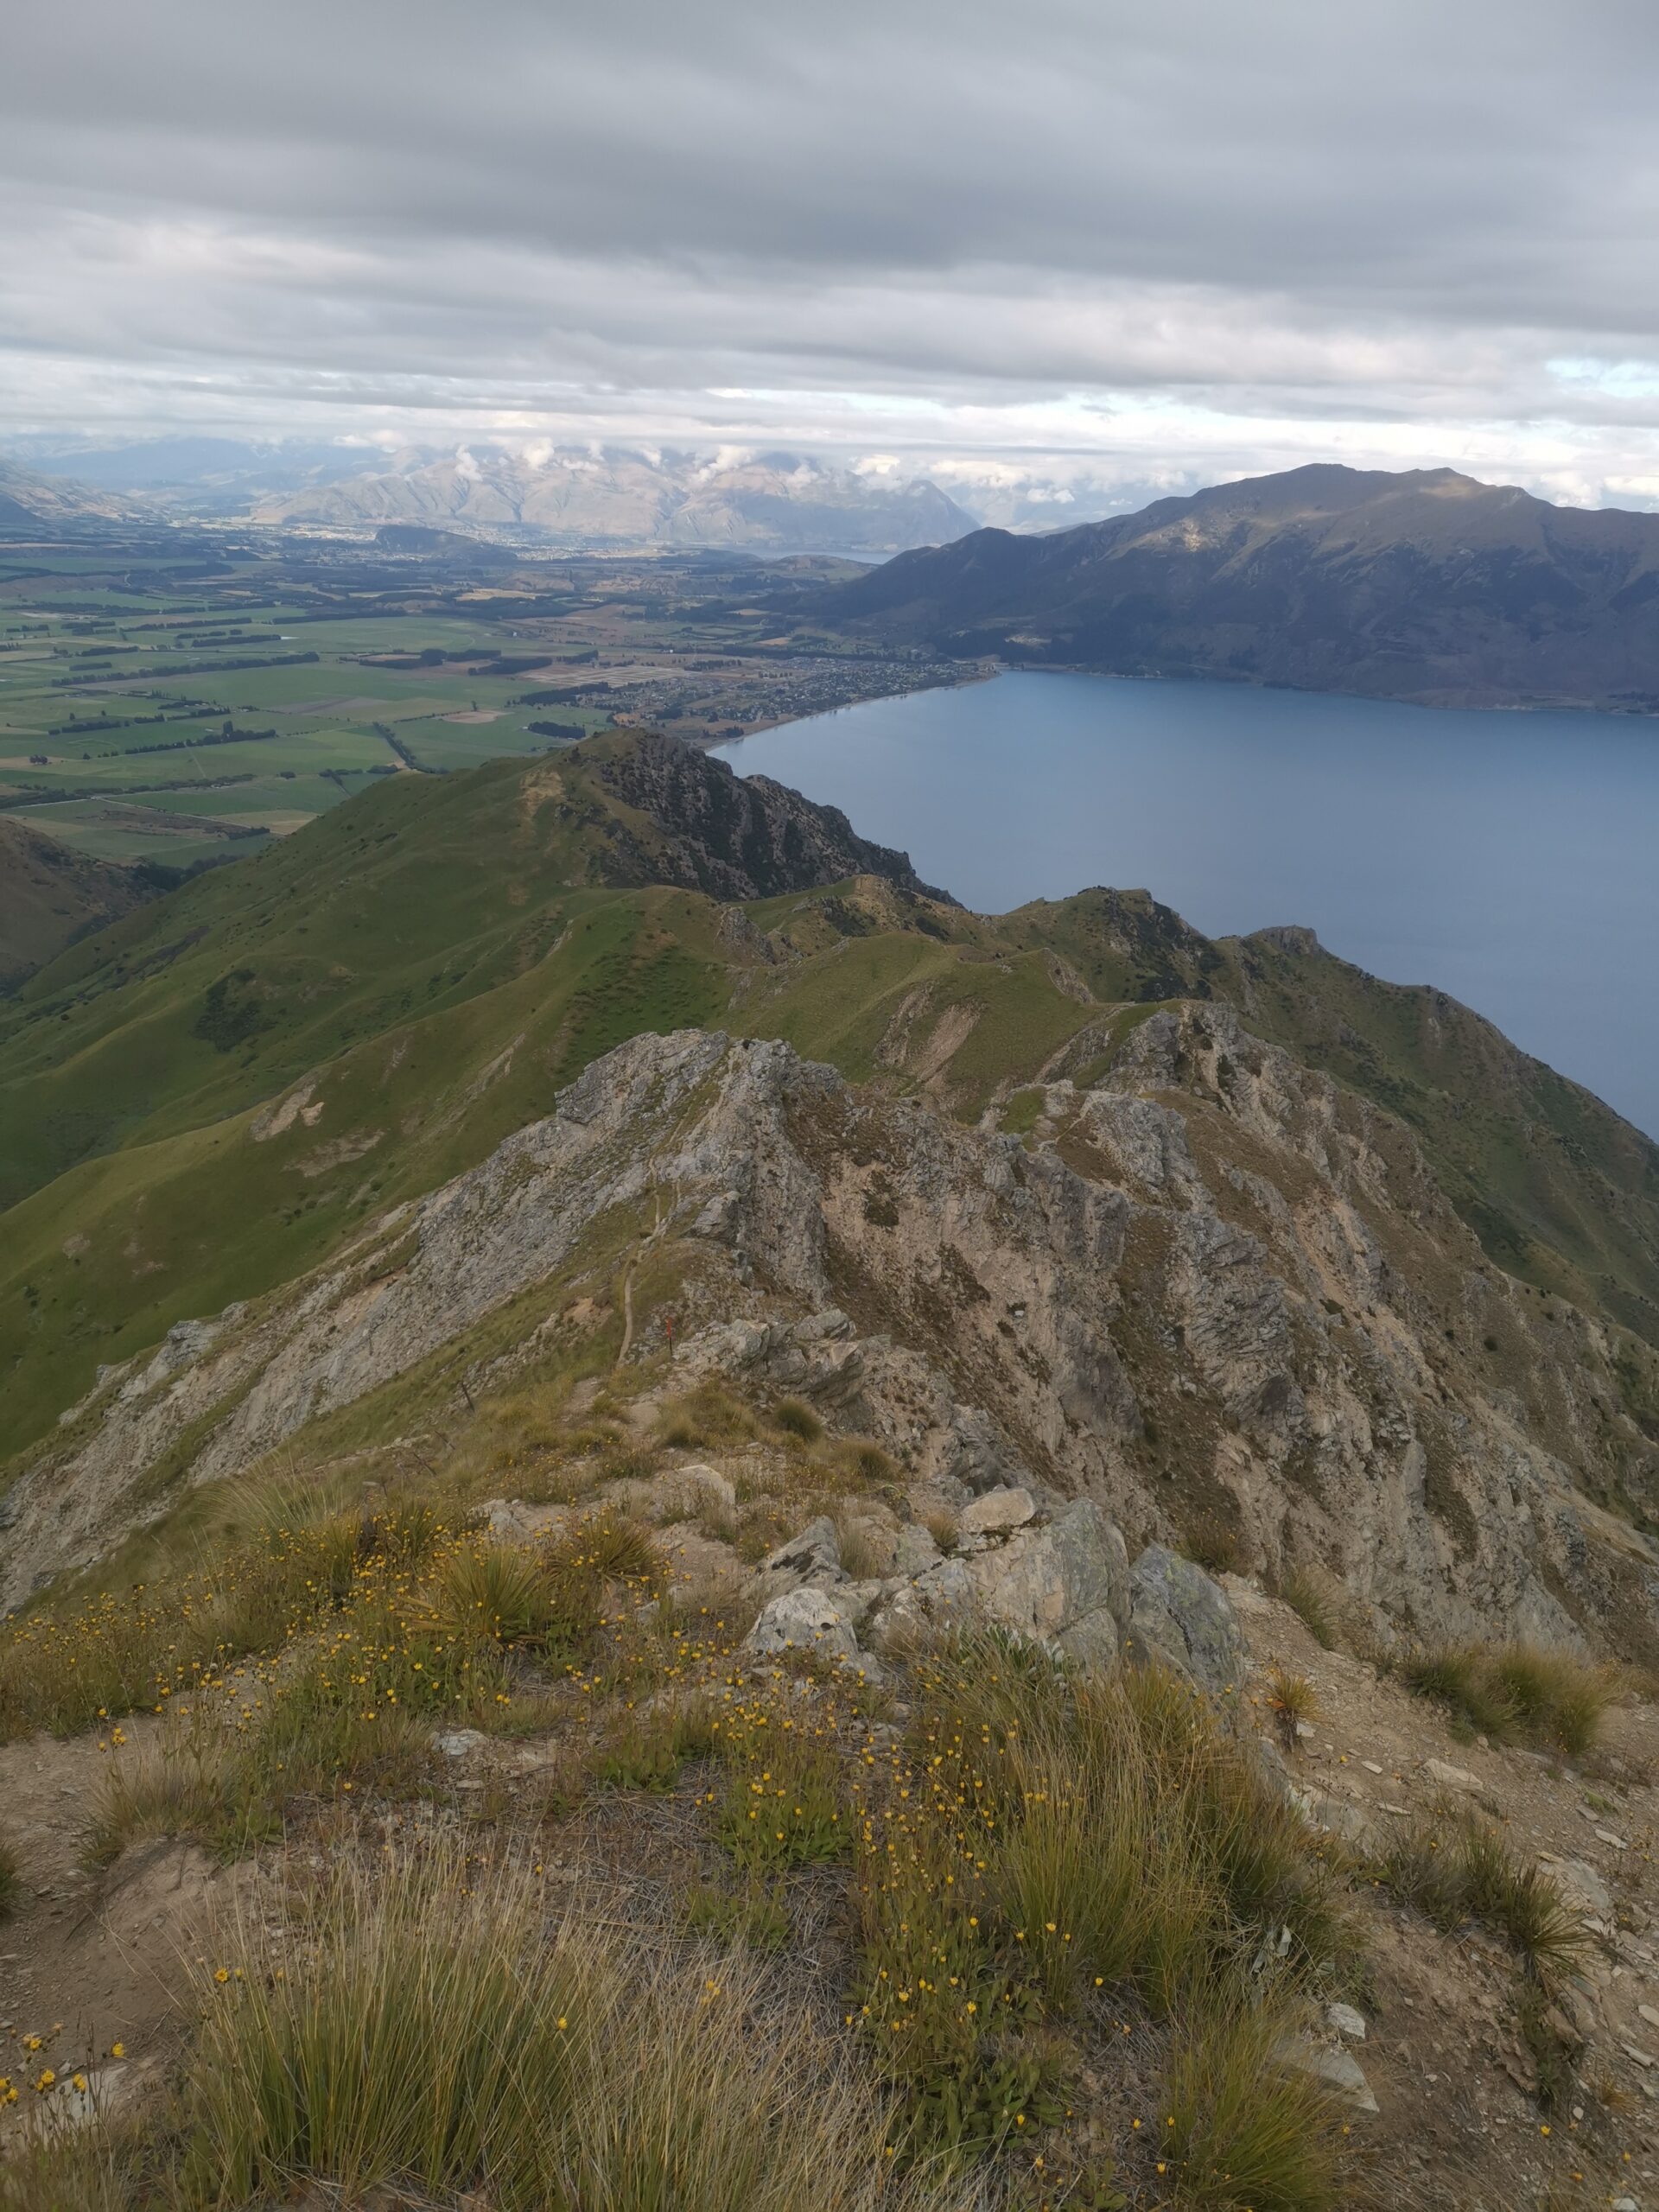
[3,731,1656,1473]
[1211,929,1659,1344]
[0,815,151,988]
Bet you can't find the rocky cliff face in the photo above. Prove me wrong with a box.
[10,1011,1657,1653]
[585,729,949,901]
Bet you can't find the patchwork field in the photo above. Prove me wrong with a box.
[0,522,964,873]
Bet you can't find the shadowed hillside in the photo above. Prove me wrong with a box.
[821,464,1659,710]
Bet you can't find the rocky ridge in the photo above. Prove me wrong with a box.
[8,1015,1656,1656]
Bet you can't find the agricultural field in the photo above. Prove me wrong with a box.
[0,522,969,874]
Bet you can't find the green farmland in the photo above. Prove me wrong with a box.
[0,519,967,877]
[0,533,625,868]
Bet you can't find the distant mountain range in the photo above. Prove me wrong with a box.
[250,447,977,556]
[0,440,979,559]
[824,463,1659,710]
[0,459,141,529]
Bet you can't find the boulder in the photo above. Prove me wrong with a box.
[959,1486,1037,1540]
[1422,1757,1480,1795]
[743,1585,870,1671]
[1554,1857,1614,1923]
[663,1460,737,1515]
[962,1498,1130,1668]
[749,1516,844,1602]
[1124,1544,1243,1695]
[1280,2038,1379,2115]
[893,1524,943,1578]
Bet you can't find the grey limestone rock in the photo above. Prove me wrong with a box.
[1124,1544,1243,1696]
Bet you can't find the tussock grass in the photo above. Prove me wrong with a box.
[835,1435,897,1484]
[561,1513,657,1585]
[0,2123,149,2212]
[857,1629,1360,2172]
[1401,1639,1611,1754]
[1280,1567,1343,1651]
[0,1494,508,1744]
[185,1851,601,2207]
[1164,1999,1345,2211]
[772,1395,824,1443]
[83,1724,277,1868]
[655,1377,757,1450]
[1181,1510,1242,1577]
[184,1847,930,2212]
[1373,1811,1587,1984]
[0,1827,22,1919]
[1266,1666,1319,1751]
[831,1502,892,1580]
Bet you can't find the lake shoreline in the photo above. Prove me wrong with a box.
[716,668,1659,1137]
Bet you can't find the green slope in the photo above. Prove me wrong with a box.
[1211,927,1659,1343]
[4,734,1656,1478]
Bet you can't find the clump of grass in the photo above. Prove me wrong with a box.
[830,1503,891,1581]
[1181,1511,1242,1577]
[654,1378,756,1451]
[1515,1981,1579,2113]
[857,1630,1360,2170]
[919,1504,958,1554]
[245,1690,434,1803]
[0,2120,151,2212]
[0,1828,22,1919]
[0,1515,389,1741]
[1373,1812,1587,1984]
[1264,1667,1319,1752]
[83,1726,277,1868]
[184,1850,601,2206]
[683,1873,793,1953]
[836,1436,896,1484]
[556,1515,656,1586]
[772,1396,824,1444]
[410,1539,574,1649]
[1163,1998,1347,2211]
[1401,1639,1611,1754]
[1280,1567,1341,1651]
[183,1847,920,2212]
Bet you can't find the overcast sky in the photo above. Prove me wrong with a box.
[6,0,1659,509]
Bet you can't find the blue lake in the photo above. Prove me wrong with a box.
[715,671,1659,1139]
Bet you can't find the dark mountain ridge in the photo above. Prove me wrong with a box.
[823,462,1659,710]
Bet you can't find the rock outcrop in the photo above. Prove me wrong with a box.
[7,1020,1657,1656]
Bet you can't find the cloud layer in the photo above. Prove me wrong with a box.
[7,0,1659,507]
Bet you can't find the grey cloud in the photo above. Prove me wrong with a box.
[3,1,1659,499]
